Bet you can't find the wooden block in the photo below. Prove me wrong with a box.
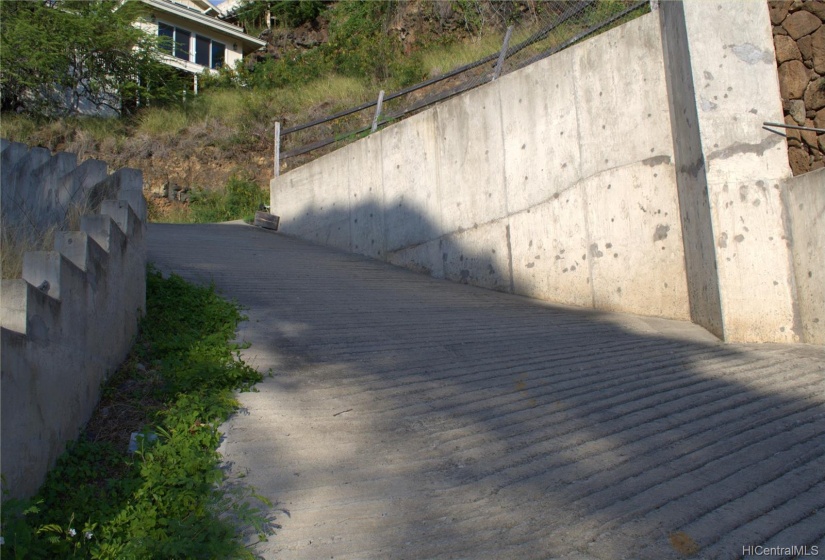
[254,211,280,231]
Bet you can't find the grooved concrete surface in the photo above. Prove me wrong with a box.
[148,223,824,560]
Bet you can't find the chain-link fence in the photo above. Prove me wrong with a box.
[276,0,650,173]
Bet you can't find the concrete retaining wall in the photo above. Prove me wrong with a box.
[1,140,147,499]
[660,0,799,343]
[271,1,822,344]
[273,13,692,322]
[783,167,825,344]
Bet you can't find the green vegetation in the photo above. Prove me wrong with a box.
[1,173,98,279]
[151,176,269,224]
[0,0,648,224]
[235,0,327,31]
[0,1,182,117]
[1,268,271,559]
[203,1,425,92]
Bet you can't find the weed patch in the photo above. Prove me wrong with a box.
[149,175,267,225]
[1,267,273,559]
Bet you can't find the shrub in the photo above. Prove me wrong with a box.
[0,1,183,117]
[188,176,267,224]
[0,268,271,559]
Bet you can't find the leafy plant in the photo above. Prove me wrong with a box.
[187,175,268,224]
[0,0,183,117]
[235,0,327,30]
[1,267,271,559]
[324,1,397,80]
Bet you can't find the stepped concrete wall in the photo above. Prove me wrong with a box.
[271,1,823,344]
[1,140,147,499]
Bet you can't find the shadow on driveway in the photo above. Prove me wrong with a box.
[148,221,824,560]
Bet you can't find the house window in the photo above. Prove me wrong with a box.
[158,22,174,54]
[211,41,225,69]
[195,35,210,66]
[157,22,226,69]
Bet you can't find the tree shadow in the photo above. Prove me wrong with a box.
[148,218,824,560]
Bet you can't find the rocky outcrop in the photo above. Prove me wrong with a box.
[772,0,825,174]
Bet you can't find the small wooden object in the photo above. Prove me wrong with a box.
[254,211,280,231]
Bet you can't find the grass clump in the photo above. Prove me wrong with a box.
[150,175,268,224]
[1,267,272,559]
[1,224,58,279]
[1,185,96,279]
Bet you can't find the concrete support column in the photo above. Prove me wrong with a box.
[660,0,799,342]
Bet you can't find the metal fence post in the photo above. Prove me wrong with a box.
[492,25,514,81]
[371,90,385,133]
[274,121,281,178]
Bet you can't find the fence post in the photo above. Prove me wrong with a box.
[371,90,385,133]
[274,121,281,178]
[492,25,514,81]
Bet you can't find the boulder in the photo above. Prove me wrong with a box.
[812,26,825,73]
[815,107,825,128]
[786,114,802,140]
[769,0,793,25]
[778,60,810,98]
[802,119,820,148]
[783,9,822,39]
[802,0,825,21]
[790,99,807,124]
[788,146,810,174]
[799,34,814,59]
[804,78,825,109]
[775,34,802,62]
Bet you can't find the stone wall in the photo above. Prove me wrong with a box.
[1,140,147,499]
[771,0,825,174]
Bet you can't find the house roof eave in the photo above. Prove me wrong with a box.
[140,0,266,52]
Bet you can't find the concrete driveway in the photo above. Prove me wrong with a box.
[148,222,824,560]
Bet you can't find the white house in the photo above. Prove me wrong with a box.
[137,0,265,78]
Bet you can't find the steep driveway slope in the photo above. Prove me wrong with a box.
[148,222,824,560]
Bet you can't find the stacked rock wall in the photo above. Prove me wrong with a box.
[770,0,825,174]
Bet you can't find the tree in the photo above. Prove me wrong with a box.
[234,0,327,31]
[0,0,183,117]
